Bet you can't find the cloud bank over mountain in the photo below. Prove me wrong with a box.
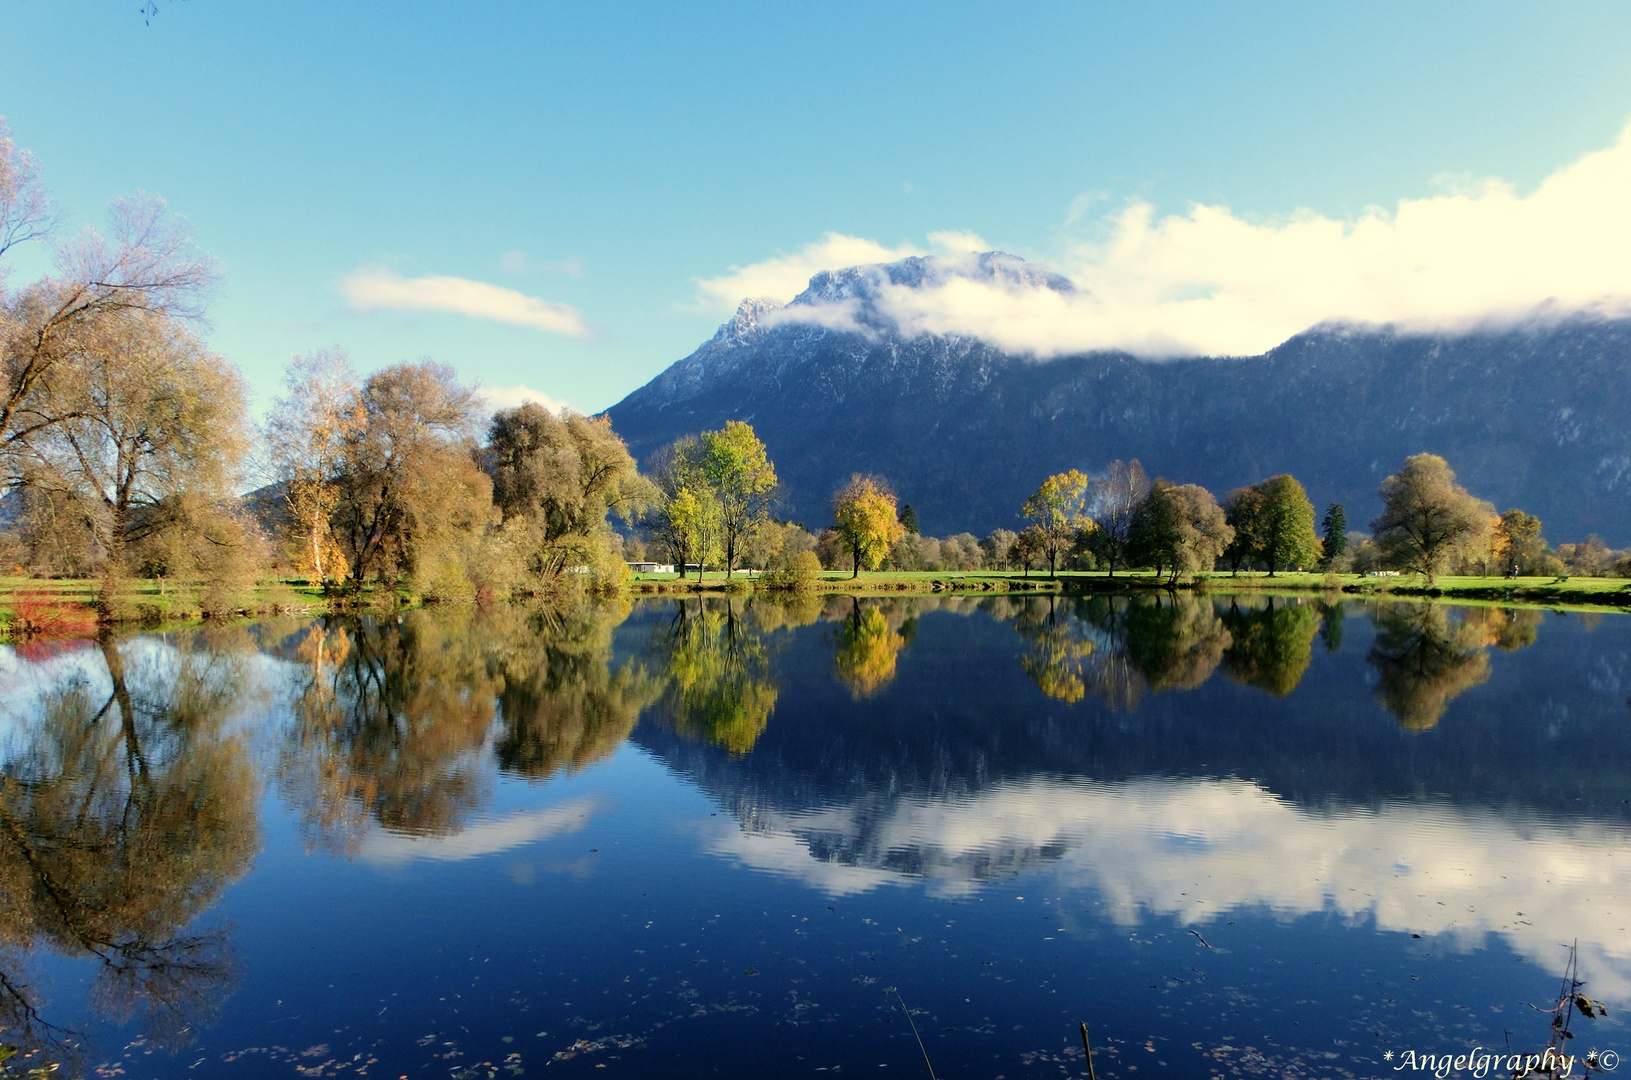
[698,121,1631,358]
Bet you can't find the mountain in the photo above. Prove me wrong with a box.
[606,252,1631,542]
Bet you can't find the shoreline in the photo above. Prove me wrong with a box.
[5,569,1629,643]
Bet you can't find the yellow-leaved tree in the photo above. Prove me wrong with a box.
[832,475,905,579]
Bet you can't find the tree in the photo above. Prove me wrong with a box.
[698,420,778,577]
[1221,486,1265,575]
[832,475,904,578]
[266,349,359,586]
[898,503,919,535]
[1127,480,1233,585]
[982,528,1017,569]
[331,361,493,594]
[3,194,214,478]
[1371,453,1493,585]
[1494,508,1546,575]
[1022,469,1090,579]
[1220,598,1320,696]
[1320,503,1347,567]
[1084,459,1149,578]
[1010,524,1046,578]
[14,311,253,605]
[1255,474,1320,576]
[488,403,649,582]
[667,484,723,578]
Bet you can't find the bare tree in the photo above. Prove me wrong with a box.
[0,119,56,264]
[1085,459,1150,578]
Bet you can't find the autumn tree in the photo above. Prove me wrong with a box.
[1085,459,1150,578]
[1127,480,1233,584]
[1494,508,1546,575]
[488,403,649,584]
[1022,469,1090,579]
[1010,524,1046,578]
[1371,453,1493,584]
[331,361,494,596]
[832,474,905,578]
[698,420,778,576]
[14,311,255,608]
[266,349,359,586]
[1254,474,1320,576]
[2,189,214,479]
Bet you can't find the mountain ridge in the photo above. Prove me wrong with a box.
[607,253,1631,543]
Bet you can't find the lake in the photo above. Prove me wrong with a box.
[0,593,1627,1078]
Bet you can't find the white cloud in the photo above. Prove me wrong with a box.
[755,120,1631,358]
[694,233,927,312]
[480,383,575,416]
[707,776,1631,998]
[925,229,990,254]
[341,268,591,338]
[358,798,603,866]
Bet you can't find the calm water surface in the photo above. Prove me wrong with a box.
[1,594,1627,1078]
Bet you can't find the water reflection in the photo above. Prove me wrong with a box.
[0,591,1621,1072]
[646,598,780,754]
[279,611,500,850]
[833,600,914,699]
[488,602,662,780]
[0,633,258,1062]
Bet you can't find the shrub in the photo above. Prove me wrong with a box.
[762,550,821,591]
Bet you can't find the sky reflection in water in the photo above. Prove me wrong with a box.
[0,594,1626,1078]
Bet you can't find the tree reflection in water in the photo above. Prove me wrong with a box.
[1365,604,1546,731]
[489,601,663,780]
[1219,598,1322,697]
[1016,594,1232,710]
[280,609,501,851]
[0,630,258,1067]
[832,599,914,700]
[648,597,781,755]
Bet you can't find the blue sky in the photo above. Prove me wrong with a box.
[4,1,1631,413]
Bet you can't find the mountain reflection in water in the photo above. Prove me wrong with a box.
[0,593,1625,1074]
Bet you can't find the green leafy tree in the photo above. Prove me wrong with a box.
[488,403,650,584]
[898,503,919,535]
[1022,469,1090,579]
[698,420,778,577]
[1371,453,1493,585]
[1256,474,1320,576]
[1320,503,1347,567]
[668,485,723,578]
[1221,486,1265,575]
[832,475,905,578]
[1127,480,1233,584]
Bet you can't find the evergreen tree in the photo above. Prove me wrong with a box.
[898,503,920,535]
[1321,503,1348,566]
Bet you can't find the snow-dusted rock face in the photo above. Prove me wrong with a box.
[609,253,1631,540]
